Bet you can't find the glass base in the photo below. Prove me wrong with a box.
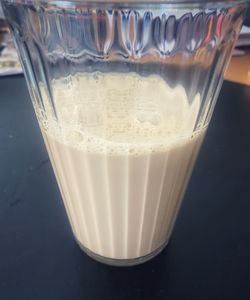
[76,239,169,267]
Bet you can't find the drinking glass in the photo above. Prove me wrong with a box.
[2,0,249,266]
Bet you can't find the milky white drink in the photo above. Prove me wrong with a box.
[35,73,205,260]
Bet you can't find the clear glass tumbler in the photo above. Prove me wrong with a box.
[2,0,248,266]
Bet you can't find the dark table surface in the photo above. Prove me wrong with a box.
[1,75,250,300]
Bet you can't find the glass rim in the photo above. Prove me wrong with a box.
[2,0,249,11]
[3,0,249,4]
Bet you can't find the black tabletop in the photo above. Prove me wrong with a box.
[1,75,250,300]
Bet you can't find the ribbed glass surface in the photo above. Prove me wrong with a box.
[2,0,248,263]
[3,1,247,128]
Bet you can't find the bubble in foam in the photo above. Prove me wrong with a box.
[93,73,99,83]
[67,130,84,144]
